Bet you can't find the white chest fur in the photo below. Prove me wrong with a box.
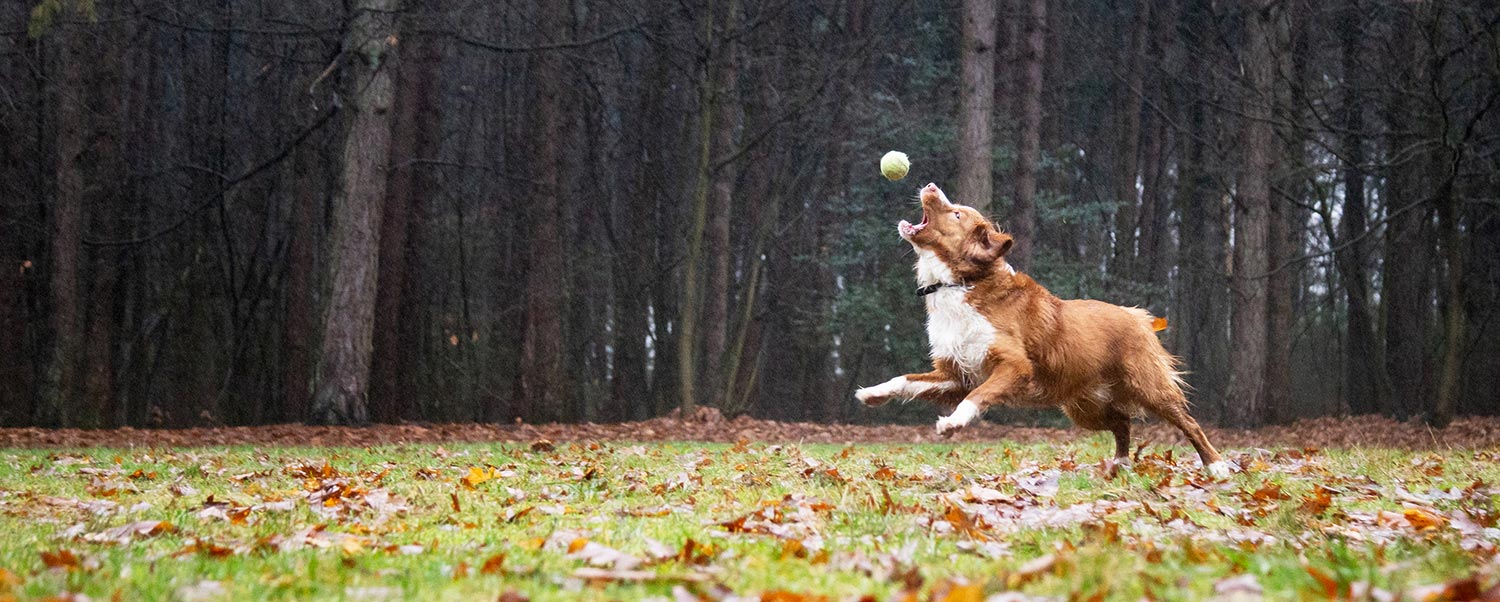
[925,288,995,379]
[914,249,996,380]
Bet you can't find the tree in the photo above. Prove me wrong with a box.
[956,0,996,211]
[310,0,399,425]
[1333,0,1383,415]
[36,12,91,428]
[1380,3,1434,421]
[1109,0,1148,283]
[1010,0,1046,270]
[1225,0,1275,428]
[701,0,742,410]
[511,0,570,423]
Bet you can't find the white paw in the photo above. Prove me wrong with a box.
[935,400,980,435]
[935,415,964,435]
[855,387,885,406]
[1206,461,1232,478]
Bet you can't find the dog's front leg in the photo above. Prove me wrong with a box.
[936,347,1031,435]
[856,370,961,407]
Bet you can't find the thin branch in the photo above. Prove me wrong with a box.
[83,107,341,248]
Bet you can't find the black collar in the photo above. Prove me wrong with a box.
[916,282,969,297]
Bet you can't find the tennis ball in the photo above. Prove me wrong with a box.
[880,150,910,181]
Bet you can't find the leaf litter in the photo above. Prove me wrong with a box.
[0,429,1497,599]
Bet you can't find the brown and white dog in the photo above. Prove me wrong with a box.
[856,183,1228,475]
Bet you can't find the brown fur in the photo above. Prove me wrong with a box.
[860,183,1222,467]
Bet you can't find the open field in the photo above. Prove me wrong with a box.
[0,421,1498,600]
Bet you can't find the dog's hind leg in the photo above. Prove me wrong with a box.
[1107,411,1131,459]
[1064,402,1132,460]
[1147,403,1225,474]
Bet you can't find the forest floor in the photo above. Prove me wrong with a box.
[0,417,1498,601]
[2,412,1499,449]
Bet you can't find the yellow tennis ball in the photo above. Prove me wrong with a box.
[880,150,910,181]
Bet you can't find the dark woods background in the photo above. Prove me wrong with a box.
[1,0,1498,430]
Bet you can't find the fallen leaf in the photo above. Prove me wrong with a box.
[1303,565,1339,599]
[480,554,506,575]
[1403,507,1448,530]
[931,580,982,602]
[461,467,497,489]
[82,520,175,545]
[39,550,79,571]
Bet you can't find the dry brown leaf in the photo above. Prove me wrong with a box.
[1300,486,1335,516]
[1403,507,1448,531]
[479,553,505,575]
[1304,565,1339,598]
[83,520,175,545]
[39,550,79,571]
[761,591,829,602]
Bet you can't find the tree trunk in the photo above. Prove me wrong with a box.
[1172,0,1229,422]
[1334,0,1383,416]
[678,0,728,414]
[1380,5,1433,421]
[1264,2,1307,425]
[1136,111,1168,304]
[282,139,322,424]
[956,0,996,211]
[1428,7,1462,429]
[310,0,398,425]
[38,20,90,428]
[1432,165,1463,428]
[1225,0,1275,428]
[1010,0,1046,270]
[512,0,570,423]
[701,0,741,408]
[371,28,441,424]
[1110,0,1147,283]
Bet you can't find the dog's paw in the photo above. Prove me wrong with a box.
[935,400,980,436]
[934,415,966,436]
[1205,461,1234,478]
[855,387,889,407]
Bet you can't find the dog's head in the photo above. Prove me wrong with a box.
[898,183,1014,281]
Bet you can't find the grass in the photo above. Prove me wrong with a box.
[0,436,1496,601]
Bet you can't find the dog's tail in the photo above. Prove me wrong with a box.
[1125,307,1193,399]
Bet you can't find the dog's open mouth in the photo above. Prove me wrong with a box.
[898,210,928,239]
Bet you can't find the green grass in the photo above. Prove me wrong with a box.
[0,437,1496,601]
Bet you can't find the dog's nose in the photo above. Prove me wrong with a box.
[923,183,938,192]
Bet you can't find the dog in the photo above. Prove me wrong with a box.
[856,183,1228,476]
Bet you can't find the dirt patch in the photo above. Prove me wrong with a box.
[1,411,1496,450]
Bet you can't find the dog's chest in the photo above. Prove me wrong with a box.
[925,289,996,379]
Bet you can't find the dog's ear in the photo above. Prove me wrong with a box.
[964,224,1014,265]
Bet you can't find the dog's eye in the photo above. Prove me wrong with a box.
[953,211,962,220]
